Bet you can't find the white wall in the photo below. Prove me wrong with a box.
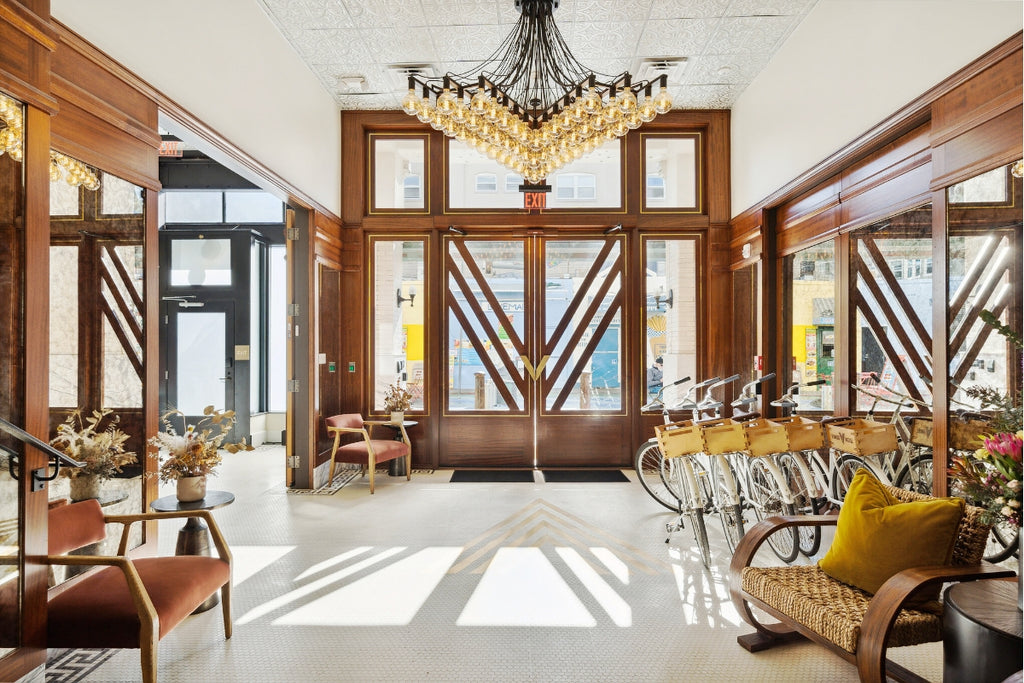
[51,0,342,216]
[731,0,1022,216]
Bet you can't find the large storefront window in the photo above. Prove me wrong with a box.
[371,239,426,412]
[784,240,835,411]
[643,237,699,405]
[850,205,933,412]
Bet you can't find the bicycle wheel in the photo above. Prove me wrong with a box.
[634,440,680,510]
[829,452,867,504]
[710,455,745,553]
[893,450,933,495]
[984,518,1020,563]
[778,452,821,557]
[745,458,799,563]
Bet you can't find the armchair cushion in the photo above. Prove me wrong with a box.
[818,469,964,604]
[48,555,230,647]
[334,439,408,464]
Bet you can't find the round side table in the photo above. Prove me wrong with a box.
[944,579,1023,683]
[382,420,417,476]
[150,490,234,613]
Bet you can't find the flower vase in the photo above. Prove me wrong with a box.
[176,476,207,503]
[390,411,404,424]
[69,474,102,501]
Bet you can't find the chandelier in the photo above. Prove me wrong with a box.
[401,0,672,185]
[0,92,101,191]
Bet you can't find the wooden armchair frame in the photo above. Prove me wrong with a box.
[47,503,233,683]
[729,513,1015,683]
[326,415,411,493]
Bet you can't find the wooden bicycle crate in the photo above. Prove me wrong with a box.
[699,418,749,454]
[743,418,789,457]
[909,417,934,447]
[950,417,989,451]
[768,416,825,451]
[654,421,703,458]
[826,418,898,456]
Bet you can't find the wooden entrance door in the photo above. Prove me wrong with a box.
[440,234,629,468]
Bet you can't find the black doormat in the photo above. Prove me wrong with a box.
[450,469,535,483]
[541,469,630,483]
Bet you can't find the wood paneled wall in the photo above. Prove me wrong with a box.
[728,32,1023,496]
[337,110,734,467]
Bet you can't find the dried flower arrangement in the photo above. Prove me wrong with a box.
[148,406,253,483]
[50,408,136,480]
[383,383,413,412]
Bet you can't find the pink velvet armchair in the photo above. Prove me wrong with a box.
[325,413,412,493]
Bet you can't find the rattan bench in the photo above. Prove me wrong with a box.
[729,485,1015,683]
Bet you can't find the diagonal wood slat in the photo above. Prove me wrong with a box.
[543,253,622,383]
[451,240,526,353]
[550,290,623,410]
[102,244,143,311]
[544,239,617,356]
[953,299,1009,384]
[852,291,924,403]
[853,259,930,385]
[447,295,523,411]
[446,252,525,386]
[99,298,143,378]
[948,234,1001,323]
[949,256,1011,355]
[859,237,931,349]
[99,267,142,347]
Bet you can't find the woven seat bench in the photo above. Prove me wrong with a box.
[729,485,1015,683]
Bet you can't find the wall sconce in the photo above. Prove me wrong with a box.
[396,286,416,308]
[655,288,673,310]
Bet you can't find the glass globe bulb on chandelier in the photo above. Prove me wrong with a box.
[401,0,673,185]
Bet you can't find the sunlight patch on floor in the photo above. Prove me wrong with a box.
[232,545,296,585]
[457,547,596,627]
[275,547,463,626]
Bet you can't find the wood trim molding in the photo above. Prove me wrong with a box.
[51,73,160,149]
[0,1,56,50]
[0,71,58,114]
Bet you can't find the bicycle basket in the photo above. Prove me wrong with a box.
[698,418,748,455]
[654,421,703,458]
[826,418,898,456]
[950,417,989,451]
[768,416,825,451]
[909,417,934,447]
[742,418,789,457]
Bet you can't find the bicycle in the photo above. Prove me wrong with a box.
[634,375,692,510]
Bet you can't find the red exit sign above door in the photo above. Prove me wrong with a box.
[520,183,551,211]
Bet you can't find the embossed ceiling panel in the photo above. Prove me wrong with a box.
[256,0,820,109]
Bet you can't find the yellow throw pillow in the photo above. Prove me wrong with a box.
[818,469,964,602]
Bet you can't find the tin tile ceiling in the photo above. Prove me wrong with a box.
[256,0,818,110]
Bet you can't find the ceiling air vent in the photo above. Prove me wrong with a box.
[386,63,438,90]
[635,57,688,86]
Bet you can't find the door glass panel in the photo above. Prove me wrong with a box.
[170,238,232,286]
[176,312,226,415]
[542,240,622,411]
[100,172,144,215]
[643,238,699,405]
[372,239,426,412]
[447,240,526,411]
[50,246,79,407]
[947,163,1021,410]
[850,205,933,412]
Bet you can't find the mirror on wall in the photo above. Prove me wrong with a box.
[0,90,25,655]
[782,239,835,412]
[49,154,146,561]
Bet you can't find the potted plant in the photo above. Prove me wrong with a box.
[383,382,413,424]
[148,405,253,502]
[50,408,137,501]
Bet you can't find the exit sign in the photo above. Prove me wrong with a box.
[524,192,546,210]
[520,183,551,211]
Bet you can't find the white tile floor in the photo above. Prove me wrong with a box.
[69,446,948,682]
